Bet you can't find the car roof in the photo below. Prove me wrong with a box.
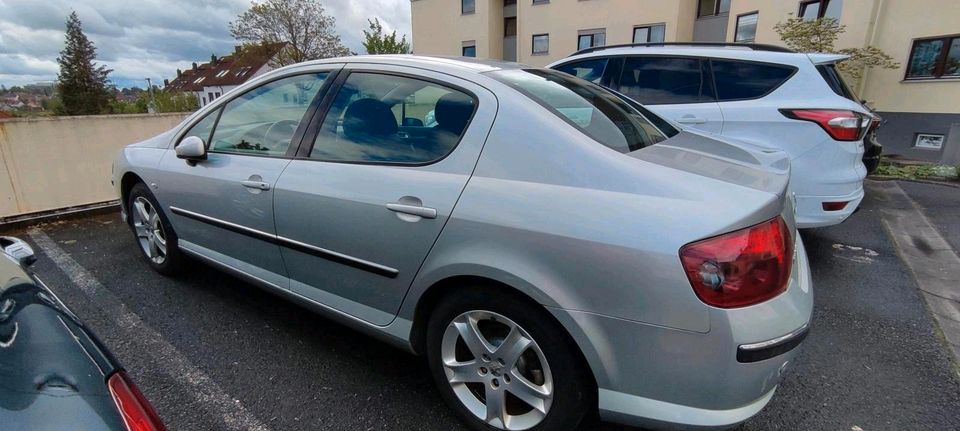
[549,44,822,68]
[297,54,529,75]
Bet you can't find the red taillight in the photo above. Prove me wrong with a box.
[107,371,166,431]
[780,109,866,141]
[679,217,794,308]
[822,201,849,211]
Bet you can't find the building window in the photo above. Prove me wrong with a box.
[577,29,606,51]
[462,41,477,57]
[505,17,517,37]
[799,0,843,20]
[915,134,945,150]
[734,12,758,43]
[532,0,549,4]
[697,0,730,18]
[906,35,960,80]
[532,34,549,55]
[633,24,665,43]
[462,0,475,14]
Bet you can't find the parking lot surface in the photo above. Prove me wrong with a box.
[6,180,960,430]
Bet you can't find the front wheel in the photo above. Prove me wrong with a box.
[426,288,594,431]
[127,182,186,275]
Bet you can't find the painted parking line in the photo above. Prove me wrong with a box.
[873,181,960,366]
[28,228,273,431]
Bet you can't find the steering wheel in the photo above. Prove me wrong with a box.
[264,119,301,150]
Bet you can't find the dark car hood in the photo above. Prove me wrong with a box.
[0,255,124,430]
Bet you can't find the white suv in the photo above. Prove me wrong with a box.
[549,43,873,228]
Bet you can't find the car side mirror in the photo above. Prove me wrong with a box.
[0,236,37,267]
[176,136,207,165]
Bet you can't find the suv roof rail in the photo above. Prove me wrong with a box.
[572,42,796,56]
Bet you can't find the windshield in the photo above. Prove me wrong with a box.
[489,69,677,153]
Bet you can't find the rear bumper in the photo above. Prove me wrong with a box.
[550,234,814,429]
[794,186,864,228]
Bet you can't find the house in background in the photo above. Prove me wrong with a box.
[410,0,960,163]
[164,43,286,108]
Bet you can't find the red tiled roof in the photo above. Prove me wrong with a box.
[164,43,286,93]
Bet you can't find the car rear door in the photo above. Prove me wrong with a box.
[611,55,724,133]
[272,64,497,326]
[154,70,339,288]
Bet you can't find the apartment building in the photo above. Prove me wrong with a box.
[410,0,960,163]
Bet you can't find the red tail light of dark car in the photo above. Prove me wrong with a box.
[107,371,166,431]
[680,217,794,308]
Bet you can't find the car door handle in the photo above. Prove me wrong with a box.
[386,203,437,219]
[677,116,708,124]
[240,180,271,191]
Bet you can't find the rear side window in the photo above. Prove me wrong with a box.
[553,58,609,84]
[616,57,713,105]
[711,60,795,101]
[817,64,858,101]
[490,69,675,154]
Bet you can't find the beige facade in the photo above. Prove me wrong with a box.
[411,0,960,162]
[0,113,189,219]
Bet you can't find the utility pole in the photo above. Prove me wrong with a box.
[145,77,157,113]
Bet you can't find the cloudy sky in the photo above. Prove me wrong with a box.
[0,0,411,89]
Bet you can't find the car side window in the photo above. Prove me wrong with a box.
[554,59,609,84]
[310,72,476,164]
[208,73,329,157]
[616,56,712,105]
[178,110,219,146]
[711,60,795,101]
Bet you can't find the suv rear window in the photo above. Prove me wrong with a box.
[490,69,677,153]
[711,60,795,101]
[553,58,609,84]
[617,57,712,104]
[817,64,858,101]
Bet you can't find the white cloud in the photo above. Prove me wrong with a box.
[0,0,412,88]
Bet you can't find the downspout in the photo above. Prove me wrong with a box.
[858,0,886,97]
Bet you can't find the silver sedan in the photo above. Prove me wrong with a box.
[113,56,812,431]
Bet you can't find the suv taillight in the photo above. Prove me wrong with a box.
[780,109,867,141]
[107,371,166,431]
[679,217,794,308]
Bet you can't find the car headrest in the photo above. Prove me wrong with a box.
[343,98,398,142]
[434,93,474,134]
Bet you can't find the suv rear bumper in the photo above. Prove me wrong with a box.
[794,186,864,228]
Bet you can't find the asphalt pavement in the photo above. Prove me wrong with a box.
[5,180,960,431]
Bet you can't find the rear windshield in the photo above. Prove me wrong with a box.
[489,69,677,154]
[817,64,858,102]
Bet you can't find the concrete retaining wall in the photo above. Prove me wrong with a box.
[0,113,189,219]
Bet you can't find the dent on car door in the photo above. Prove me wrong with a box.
[613,56,724,133]
[272,67,496,326]
[154,71,336,287]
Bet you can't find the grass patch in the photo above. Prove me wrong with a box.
[874,158,959,181]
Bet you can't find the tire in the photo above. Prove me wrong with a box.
[426,287,595,431]
[127,182,186,275]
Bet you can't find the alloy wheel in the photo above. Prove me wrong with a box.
[441,310,553,430]
[132,196,167,265]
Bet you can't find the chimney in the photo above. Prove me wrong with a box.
[163,79,169,86]
[235,45,242,54]
[176,69,182,77]
[211,54,217,64]
[192,62,198,70]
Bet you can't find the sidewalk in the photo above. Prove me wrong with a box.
[873,180,960,366]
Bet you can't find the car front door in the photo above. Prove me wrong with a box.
[272,65,496,326]
[612,55,724,134]
[154,70,338,287]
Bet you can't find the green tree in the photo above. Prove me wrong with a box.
[230,0,351,67]
[774,17,898,89]
[55,12,113,115]
[362,18,410,54]
[141,91,198,113]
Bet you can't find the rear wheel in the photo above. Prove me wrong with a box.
[127,182,185,275]
[426,287,594,431]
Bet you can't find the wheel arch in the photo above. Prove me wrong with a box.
[120,172,145,214]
